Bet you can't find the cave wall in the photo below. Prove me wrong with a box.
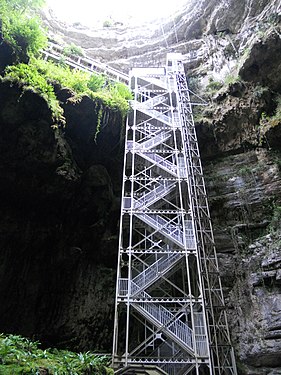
[0,80,123,351]
[203,150,281,374]
[0,0,281,374]
[42,0,280,76]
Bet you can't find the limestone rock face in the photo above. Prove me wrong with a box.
[239,29,281,92]
[0,81,123,350]
[204,150,281,374]
[42,0,280,77]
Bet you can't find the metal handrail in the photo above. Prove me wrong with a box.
[134,180,175,208]
[132,253,182,294]
[132,101,172,126]
[136,213,184,247]
[42,42,129,84]
[141,153,177,176]
[134,131,171,151]
[135,285,194,351]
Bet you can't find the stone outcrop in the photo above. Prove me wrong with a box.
[0,80,123,351]
[203,150,281,373]
[42,0,280,77]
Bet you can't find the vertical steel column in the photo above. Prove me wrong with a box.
[113,54,237,375]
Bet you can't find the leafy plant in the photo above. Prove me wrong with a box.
[253,85,268,99]
[3,57,132,123]
[224,73,241,86]
[273,95,281,120]
[238,166,251,177]
[270,204,281,233]
[206,77,223,94]
[103,20,112,27]
[4,62,63,122]
[0,333,113,374]
[188,76,201,93]
[0,0,47,59]
[259,95,281,129]
[87,73,106,92]
[63,43,84,57]
[1,0,132,124]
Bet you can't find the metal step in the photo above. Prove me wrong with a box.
[115,364,169,375]
[134,180,176,209]
[142,94,168,108]
[132,293,194,355]
[137,152,178,177]
[135,214,184,248]
[133,131,171,151]
[132,101,172,126]
[135,214,195,250]
[131,253,183,295]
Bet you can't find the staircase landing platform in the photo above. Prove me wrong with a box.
[115,364,169,375]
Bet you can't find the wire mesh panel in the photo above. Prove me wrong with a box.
[112,54,237,375]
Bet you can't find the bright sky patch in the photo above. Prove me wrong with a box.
[46,0,187,26]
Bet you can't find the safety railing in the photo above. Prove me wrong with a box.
[140,94,167,109]
[135,287,194,352]
[134,131,171,151]
[134,180,176,208]
[42,42,129,84]
[135,213,184,248]
[140,152,177,177]
[194,312,208,357]
[131,253,182,294]
[118,279,194,352]
[118,278,129,296]
[132,101,172,126]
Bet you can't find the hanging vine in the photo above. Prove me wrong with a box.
[94,104,103,142]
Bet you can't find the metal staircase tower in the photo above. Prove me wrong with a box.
[112,53,237,375]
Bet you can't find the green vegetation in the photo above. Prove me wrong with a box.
[63,43,84,57]
[270,204,281,233]
[238,166,252,177]
[260,95,281,129]
[3,61,64,122]
[188,76,201,93]
[253,85,269,99]
[269,150,281,171]
[0,333,113,374]
[3,58,132,122]
[103,20,112,28]
[224,73,241,86]
[1,0,132,125]
[272,95,281,122]
[206,77,223,95]
[0,0,47,59]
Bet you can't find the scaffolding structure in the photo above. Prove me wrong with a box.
[112,53,237,375]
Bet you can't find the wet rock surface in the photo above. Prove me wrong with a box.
[204,150,281,373]
[0,81,123,351]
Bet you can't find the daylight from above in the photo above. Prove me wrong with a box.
[46,0,187,26]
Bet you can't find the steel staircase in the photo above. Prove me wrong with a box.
[132,101,172,126]
[113,53,237,375]
[123,180,176,210]
[136,152,178,177]
[135,214,195,249]
[140,94,168,108]
[131,253,183,295]
[134,182,176,209]
[132,131,172,151]
[42,42,129,84]
[132,288,194,355]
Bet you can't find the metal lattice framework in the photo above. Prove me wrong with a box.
[112,53,237,375]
